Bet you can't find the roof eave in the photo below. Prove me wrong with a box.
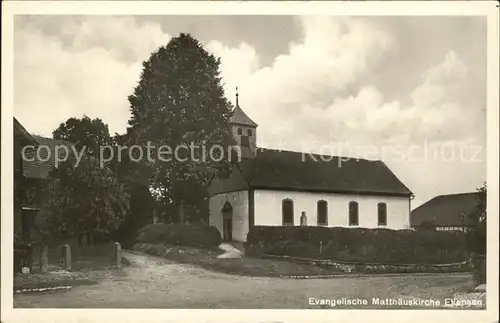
[230,121,258,128]
[248,185,412,197]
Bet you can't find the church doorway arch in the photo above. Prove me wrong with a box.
[221,201,233,241]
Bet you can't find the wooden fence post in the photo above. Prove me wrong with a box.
[63,244,72,271]
[40,243,48,273]
[115,242,122,268]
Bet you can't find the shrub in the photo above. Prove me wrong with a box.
[471,254,486,284]
[135,242,167,256]
[136,223,221,249]
[246,226,468,264]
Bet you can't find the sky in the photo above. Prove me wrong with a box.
[14,15,487,208]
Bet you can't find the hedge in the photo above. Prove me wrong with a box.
[136,223,221,249]
[246,226,468,264]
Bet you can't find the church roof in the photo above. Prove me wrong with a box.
[410,192,480,227]
[230,105,258,127]
[234,148,412,196]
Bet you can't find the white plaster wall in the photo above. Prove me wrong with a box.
[209,190,249,242]
[254,189,410,230]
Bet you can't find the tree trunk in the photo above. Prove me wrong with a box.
[177,200,185,224]
[78,234,83,255]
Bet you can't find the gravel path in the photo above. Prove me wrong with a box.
[14,250,477,309]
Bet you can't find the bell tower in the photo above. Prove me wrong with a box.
[229,87,258,158]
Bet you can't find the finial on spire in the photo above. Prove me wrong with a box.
[235,86,239,107]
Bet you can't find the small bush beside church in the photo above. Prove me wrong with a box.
[246,226,468,265]
[136,223,222,249]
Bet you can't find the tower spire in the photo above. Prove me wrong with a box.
[235,86,239,108]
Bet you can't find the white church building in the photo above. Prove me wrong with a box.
[208,93,413,242]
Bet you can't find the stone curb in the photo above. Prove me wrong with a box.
[261,254,469,267]
[14,285,73,294]
[278,272,474,279]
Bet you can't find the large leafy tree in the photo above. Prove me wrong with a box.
[53,116,112,157]
[53,118,154,246]
[39,157,130,240]
[110,131,155,247]
[127,33,234,223]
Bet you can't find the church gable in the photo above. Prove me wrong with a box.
[207,164,250,196]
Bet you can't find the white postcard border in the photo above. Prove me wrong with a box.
[2,2,498,323]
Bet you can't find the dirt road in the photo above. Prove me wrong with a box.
[14,251,476,309]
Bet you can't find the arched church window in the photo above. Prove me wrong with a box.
[317,200,328,226]
[377,202,387,226]
[349,201,359,226]
[282,199,294,226]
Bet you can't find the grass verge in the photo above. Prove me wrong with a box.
[133,243,344,277]
[14,257,128,291]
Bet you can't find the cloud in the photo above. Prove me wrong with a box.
[208,17,398,147]
[14,16,171,136]
[209,17,483,151]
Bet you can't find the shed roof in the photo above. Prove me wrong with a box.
[22,136,75,179]
[14,118,37,145]
[410,192,480,227]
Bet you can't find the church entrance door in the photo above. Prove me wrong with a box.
[222,201,233,241]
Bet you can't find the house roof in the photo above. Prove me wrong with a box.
[410,192,480,227]
[233,148,412,196]
[22,136,75,179]
[230,105,258,127]
[14,118,37,145]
